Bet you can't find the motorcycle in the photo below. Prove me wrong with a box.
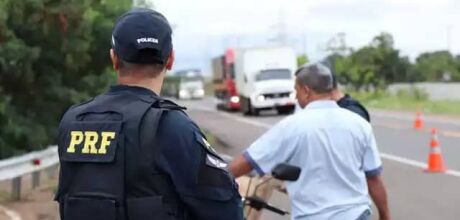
[220,155,301,219]
[242,163,300,219]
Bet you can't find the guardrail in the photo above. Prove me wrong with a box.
[0,146,59,200]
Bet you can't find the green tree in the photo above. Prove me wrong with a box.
[414,51,458,82]
[134,0,155,8]
[297,54,309,67]
[329,32,411,90]
[0,0,132,158]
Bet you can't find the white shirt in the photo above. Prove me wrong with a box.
[244,100,382,220]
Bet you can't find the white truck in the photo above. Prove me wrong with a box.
[235,47,297,115]
[178,76,205,99]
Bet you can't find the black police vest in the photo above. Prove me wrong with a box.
[56,91,185,220]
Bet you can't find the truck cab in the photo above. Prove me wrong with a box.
[212,49,241,110]
[178,76,205,99]
[235,47,297,115]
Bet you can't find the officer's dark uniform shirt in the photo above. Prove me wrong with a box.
[56,85,243,220]
[337,94,371,122]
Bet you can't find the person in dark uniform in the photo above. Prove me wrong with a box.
[55,8,243,220]
[331,72,371,122]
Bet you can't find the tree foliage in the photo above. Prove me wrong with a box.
[0,0,132,158]
[134,0,155,8]
[297,54,309,67]
[327,32,459,91]
[414,51,459,81]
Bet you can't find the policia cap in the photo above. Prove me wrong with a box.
[111,8,173,64]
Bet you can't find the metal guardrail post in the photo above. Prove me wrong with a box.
[0,146,59,201]
[32,171,40,189]
[46,164,58,179]
[11,177,21,200]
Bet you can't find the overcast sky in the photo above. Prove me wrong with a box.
[153,0,460,74]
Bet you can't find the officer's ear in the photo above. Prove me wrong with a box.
[165,50,175,71]
[110,49,120,71]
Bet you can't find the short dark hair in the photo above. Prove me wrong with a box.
[118,58,166,78]
[295,63,334,93]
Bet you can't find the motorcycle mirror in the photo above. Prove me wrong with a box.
[271,163,301,181]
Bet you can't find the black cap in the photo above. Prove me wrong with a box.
[112,8,172,64]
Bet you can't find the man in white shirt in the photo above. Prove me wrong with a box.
[230,64,390,220]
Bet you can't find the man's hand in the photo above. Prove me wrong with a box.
[366,175,391,220]
[229,154,254,178]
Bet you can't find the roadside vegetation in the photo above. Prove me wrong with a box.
[324,33,460,116]
[326,32,460,91]
[350,88,460,116]
[0,0,135,159]
[1,1,459,159]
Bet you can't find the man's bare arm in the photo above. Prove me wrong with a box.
[229,154,253,178]
[367,175,391,220]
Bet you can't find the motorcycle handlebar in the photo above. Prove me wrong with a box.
[220,153,289,216]
[264,202,289,215]
[245,196,289,216]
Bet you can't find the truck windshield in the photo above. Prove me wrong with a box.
[255,69,291,81]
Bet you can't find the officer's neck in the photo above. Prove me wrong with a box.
[118,74,164,95]
[331,89,344,101]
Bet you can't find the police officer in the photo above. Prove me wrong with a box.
[55,8,243,220]
[331,72,371,122]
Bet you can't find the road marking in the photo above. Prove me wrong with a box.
[187,104,460,178]
[190,105,273,129]
[194,102,460,138]
[372,121,460,138]
[441,131,460,138]
[379,153,460,177]
[0,205,21,220]
[372,111,460,126]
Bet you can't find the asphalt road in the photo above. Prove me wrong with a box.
[177,97,460,220]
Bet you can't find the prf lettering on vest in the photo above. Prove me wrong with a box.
[67,131,116,154]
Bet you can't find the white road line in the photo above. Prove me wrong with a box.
[371,111,460,126]
[0,205,21,220]
[379,153,426,169]
[187,104,460,178]
[189,105,273,129]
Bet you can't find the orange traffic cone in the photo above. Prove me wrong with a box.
[425,128,446,173]
[413,111,424,130]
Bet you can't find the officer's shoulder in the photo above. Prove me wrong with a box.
[60,98,95,121]
[155,99,187,111]
[156,103,206,153]
[156,102,198,133]
[338,95,370,121]
[340,95,366,109]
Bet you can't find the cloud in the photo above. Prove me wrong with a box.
[154,0,460,73]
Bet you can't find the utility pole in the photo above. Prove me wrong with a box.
[268,7,288,46]
[446,25,453,53]
[277,8,287,46]
[302,32,307,55]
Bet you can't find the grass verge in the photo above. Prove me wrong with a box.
[350,90,460,116]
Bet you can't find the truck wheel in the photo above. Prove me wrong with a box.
[216,103,224,111]
[249,100,259,116]
[250,107,259,116]
[241,97,251,115]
